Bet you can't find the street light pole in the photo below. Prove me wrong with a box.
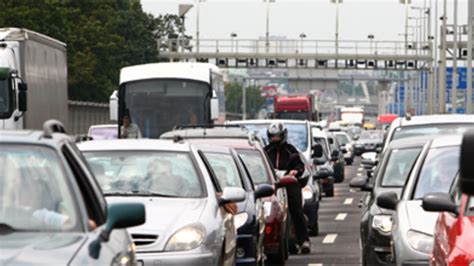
[299,33,306,53]
[196,0,201,53]
[331,0,342,60]
[439,0,447,113]
[468,0,473,114]
[266,0,271,53]
[451,0,458,114]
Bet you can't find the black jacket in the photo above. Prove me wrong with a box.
[264,142,305,179]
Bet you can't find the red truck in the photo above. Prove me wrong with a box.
[273,95,319,121]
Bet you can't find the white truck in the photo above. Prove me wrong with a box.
[0,28,68,130]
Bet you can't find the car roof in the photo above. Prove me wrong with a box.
[191,143,233,154]
[388,136,433,149]
[89,124,117,129]
[188,138,259,151]
[77,139,191,152]
[393,114,474,127]
[161,127,250,140]
[229,119,308,125]
[0,130,71,148]
[430,134,463,148]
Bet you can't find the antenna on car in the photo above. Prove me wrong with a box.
[173,135,184,143]
[405,113,412,121]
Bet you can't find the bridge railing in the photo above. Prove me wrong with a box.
[158,38,432,57]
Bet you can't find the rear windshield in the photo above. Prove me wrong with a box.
[413,146,460,199]
[380,148,422,187]
[335,133,350,145]
[239,123,309,152]
[392,124,474,141]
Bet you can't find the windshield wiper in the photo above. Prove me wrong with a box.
[130,190,176,197]
[0,223,38,234]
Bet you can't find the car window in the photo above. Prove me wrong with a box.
[335,133,350,145]
[413,146,460,199]
[84,151,204,198]
[204,152,244,189]
[392,124,474,141]
[380,148,421,187]
[238,150,270,185]
[0,145,79,232]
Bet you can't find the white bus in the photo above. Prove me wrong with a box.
[110,63,225,138]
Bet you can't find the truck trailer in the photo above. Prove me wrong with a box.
[0,28,68,130]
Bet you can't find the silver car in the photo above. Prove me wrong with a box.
[376,135,461,265]
[78,139,245,266]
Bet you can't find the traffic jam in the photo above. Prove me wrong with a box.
[2,55,474,266]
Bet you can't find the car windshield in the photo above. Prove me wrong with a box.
[413,146,460,199]
[83,151,204,198]
[89,127,118,140]
[240,123,308,152]
[0,145,79,232]
[380,148,422,187]
[335,133,350,145]
[392,124,474,141]
[238,150,271,185]
[204,152,244,189]
[359,130,383,140]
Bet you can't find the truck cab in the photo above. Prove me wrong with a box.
[273,95,319,121]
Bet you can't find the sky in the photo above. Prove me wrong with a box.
[141,0,469,42]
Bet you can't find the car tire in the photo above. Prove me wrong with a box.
[326,189,334,197]
[361,246,379,266]
[346,159,353,165]
[267,235,286,265]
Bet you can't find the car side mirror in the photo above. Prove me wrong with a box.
[331,150,339,160]
[349,176,368,188]
[461,130,474,195]
[89,202,146,259]
[219,187,246,206]
[422,192,458,216]
[109,90,118,121]
[275,170,286,179]
[18,82,27,112]
[375,147,382,154]
[312,143,323,158]
[275,176,298,189]
[210,97,219,120]
[376,192,399,210]
[353,135,360,141]
[255,183,275,198]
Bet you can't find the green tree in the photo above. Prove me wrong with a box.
[225,82,265,119]
[0,0,185,102]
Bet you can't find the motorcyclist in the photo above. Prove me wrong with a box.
[264,121,311,254]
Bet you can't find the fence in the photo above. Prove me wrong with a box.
[68,101,112,135]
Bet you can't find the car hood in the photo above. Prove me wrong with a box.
[107,197,208,234]
[0,233,86,265]
[405,200,438,235]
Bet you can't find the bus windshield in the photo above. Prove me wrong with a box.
[120,79,210,138]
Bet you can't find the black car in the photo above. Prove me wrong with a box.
[350,136,430,265]
[327,133,345,183]
[354,130,384,156]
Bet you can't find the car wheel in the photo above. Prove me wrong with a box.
[267,235,286,265]
[346,159,353,165]
[326,188,334,197]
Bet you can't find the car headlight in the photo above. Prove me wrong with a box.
[234,212,249,229]
[371,215,392,235]
[112,253,133,266]
[164,224,205,251]
[263,202,272,218]
[406,230,434,254]
[302,186,313,200]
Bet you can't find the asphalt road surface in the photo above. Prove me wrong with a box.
[287,157,366,266]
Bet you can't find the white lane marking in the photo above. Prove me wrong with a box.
[322,234,338,244]
[308,264,323,266]
[344,198,354,205]
[357,173,362,176]
[358,167,363,171]
[335,213,348,221]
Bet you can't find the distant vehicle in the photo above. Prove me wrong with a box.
[354,130,384,156]
[351,137,429,265]
[340,107,364,125]
[0,120,145,265]
[110,63,225,138]
[0,28,68,130]
[161,126,294,264]
[311,125,335,197]
[377,114,398,125]
[79,139,246,266]
[383,114,474,152]
[333,131,354,165]
[377,135,462,265]
[88,124,118,140]
[327,133,345,184]
[422,132,474,265]
[273,95,319,121]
